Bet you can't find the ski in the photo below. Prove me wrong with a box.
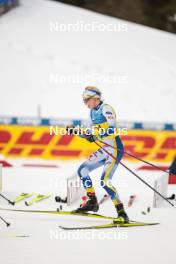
[0,208,158,226]
[13,193,35,204]
[0,234,29,238]
[25,194,51,206]
[0,208,115,220]
[59,221,159,230]
[167,193,175,200]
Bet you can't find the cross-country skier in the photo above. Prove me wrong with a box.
[67,86,129,223]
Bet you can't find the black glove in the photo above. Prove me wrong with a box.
[66,125,75,134]
[86,134,98,142]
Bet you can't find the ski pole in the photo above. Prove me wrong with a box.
[0,215,10,227]
[94,141,175,207]
[0,194,15,205]
[97,139,173,176]
[120,161,174,207]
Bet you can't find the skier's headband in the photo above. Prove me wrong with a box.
[83,89,101,99]
[87,89,101,96]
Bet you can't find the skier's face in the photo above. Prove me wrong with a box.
[84,98,100,109]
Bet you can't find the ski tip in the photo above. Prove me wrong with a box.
[25,201,29,206]
[59,226,66,230]
[167,193,175,200]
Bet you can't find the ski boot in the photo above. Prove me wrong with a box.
[113,203,129,224]
[74,193,99,213]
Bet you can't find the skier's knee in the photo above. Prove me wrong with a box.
[77,163,90,179]
[100,178,112,189]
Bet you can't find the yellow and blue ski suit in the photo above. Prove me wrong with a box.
[78,101,124,205]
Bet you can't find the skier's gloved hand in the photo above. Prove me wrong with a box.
[66,125,75,134]
[86,134,98,142]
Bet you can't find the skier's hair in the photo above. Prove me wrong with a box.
[85,86,102,97]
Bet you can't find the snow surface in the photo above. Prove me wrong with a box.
[1,158,176,264]
[1,172,176,264]
[0,0,176,122]
[0,1,176,264]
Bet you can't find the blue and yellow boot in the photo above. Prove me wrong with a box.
[113,203,129,224]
